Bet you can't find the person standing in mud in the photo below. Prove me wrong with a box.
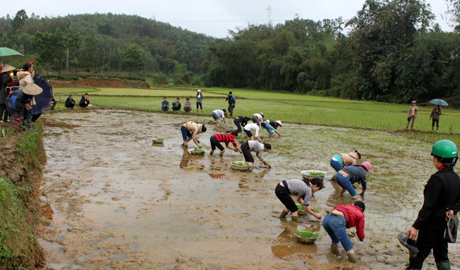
[404,140,460,270]
[406,100,418,129]
[180,121,206,147]
[334,162,371,200]
[196,89,203,113]
[79,93,90,108]
[429,105,441,132]
[241,140,271,168]
[276,178,323,222]
[323,201,366,263]
[233,116,250,133]
[330,150,361,172]
[225,91,236,116]
[209,131,242,156]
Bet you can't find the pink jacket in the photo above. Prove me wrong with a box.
[334,205,365,240]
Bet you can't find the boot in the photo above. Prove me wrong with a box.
[347,253,358,263]
[291,216,298,222]
[436,260,451,270]
[279,209,288,218]
[331,243,339,255]
[25,119,34,131]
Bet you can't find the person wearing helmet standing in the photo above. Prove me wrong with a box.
[323,201,366,263]
[334,162,371,200]
[406,100,419,129]
[404,140,460,270]
[330,150,361,172]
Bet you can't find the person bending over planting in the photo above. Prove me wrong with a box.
[210,131,242,156]
[212,109,226,123]
[330,150,361,172]
[261,121,281,137]
[233,116,250,133]
[241,140,271,168]
[334,162,371,199]
[276,178,323,222]
[243,123,263,143]
[180,121,206,147]
[323,201,366,263]
[404,140,459,270]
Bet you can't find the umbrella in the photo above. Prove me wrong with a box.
[429,99,448,106]
[32,76,54,115]
[0,47,23,62]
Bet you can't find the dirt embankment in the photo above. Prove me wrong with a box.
[0,124,47,269]
[49,78,150,89]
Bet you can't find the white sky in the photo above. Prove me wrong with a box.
[2,0,454,38]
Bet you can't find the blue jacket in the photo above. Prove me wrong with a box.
[161,100,170,108]
[6,89,32,116]
[226,95,236,105]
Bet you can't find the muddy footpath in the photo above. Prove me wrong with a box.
[38,110,460,270]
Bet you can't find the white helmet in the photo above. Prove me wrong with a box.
[260,112,264,117]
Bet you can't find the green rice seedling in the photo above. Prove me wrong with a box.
[294,229,320,239]
[192,147,205,152]
[309,172,325,176]
[232,162,251,166]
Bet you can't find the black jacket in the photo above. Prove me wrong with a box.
[413,166,460,231]
[236,116,249,127]
[79,96,89,107]
[0,73,12,104]
[65,97,75,108]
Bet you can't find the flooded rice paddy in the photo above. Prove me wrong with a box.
[38,110,460,270]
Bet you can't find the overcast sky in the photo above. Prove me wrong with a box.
[2,0,454,38]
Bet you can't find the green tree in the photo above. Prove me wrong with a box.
[122,44,144,72]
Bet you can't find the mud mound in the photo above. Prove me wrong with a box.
[50,78,150,89]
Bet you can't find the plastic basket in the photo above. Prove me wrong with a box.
[300,170,326,181]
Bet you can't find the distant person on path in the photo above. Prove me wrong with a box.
[196,89,203,113]
[225,91,236,116]
[184,98,192,113]
[79,93,90,108]
[252,112,264,127]
[406,100,419,129]
[330,150,361,172]
[212,109,226,123]
[404,140,460,270]
[161,97,169,111]
[276,178,323,222]
[429,105,441,132]
[323,201,366,263]
[0,64,15,123]
[334,162,371,200]
[243,123,263,143]
[261,120,281,137]
[65,95,75,109]
[241,140,271,168]
[172,97,181,112]
[233,116,250,133]
[209,131,242,156]
[180,121,207,147]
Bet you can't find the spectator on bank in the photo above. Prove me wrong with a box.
[161,97,169,111]
[184,98,192,113]
[429,105,441,132]
[225,91,236,116]
[406,100,418,129]
[79,93,90,108]
[0,64,15,123]
[196,89,203,113]
[172,98,181,112]
[65,95,75,109]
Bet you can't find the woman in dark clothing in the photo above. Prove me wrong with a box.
[0,64,15,122]
[196,89,203,113]
[233,116,250,133]
[429,105,441,132]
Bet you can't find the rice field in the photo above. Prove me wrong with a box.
[51,86,460,145]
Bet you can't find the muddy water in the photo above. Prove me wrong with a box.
[38,110,460,270]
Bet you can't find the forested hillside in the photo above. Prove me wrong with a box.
[1,0,460,103]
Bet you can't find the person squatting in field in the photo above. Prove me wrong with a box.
[334,162,371,199]
[209,131,242,156]
[276,178,324,222]
[241,140,271,168]
[180,121,207,147]
[323,201,366,264]
[330,150,361,172]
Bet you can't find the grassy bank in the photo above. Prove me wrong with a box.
[51,87,460,145]
[0,122,46,269]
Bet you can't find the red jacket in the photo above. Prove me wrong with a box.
[334,205,365,240]
[213,134,238,149]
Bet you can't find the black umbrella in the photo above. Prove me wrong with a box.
[32,76,54,115]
